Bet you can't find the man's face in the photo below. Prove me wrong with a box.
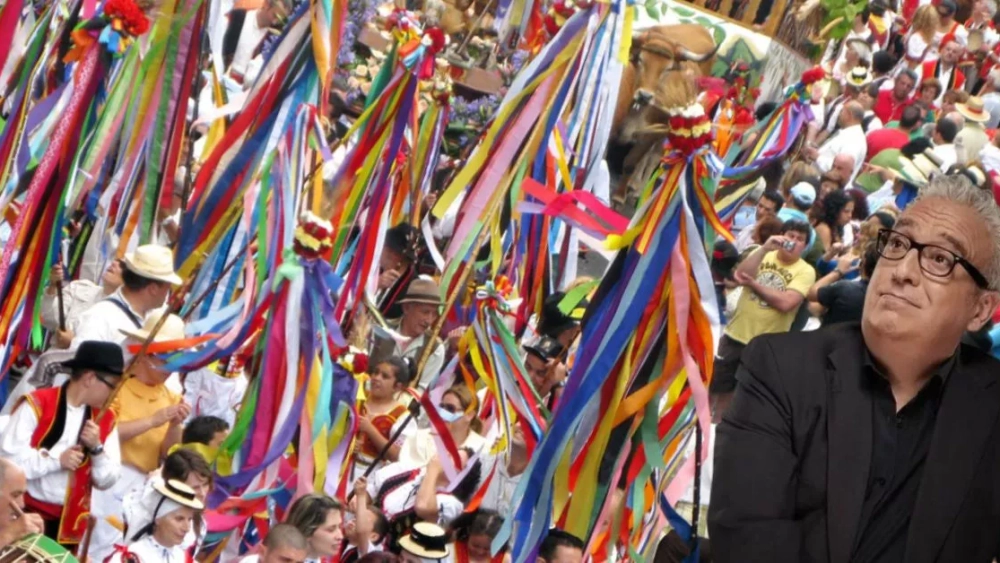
[401,302,439,336]
[894,75,915,99]
[0,464,27,525]
[942,42,962,64]
[833,156,854,180]
[261,546,307,563]
[539,546,584,563]
[756,198,778,221]
[777,230,808,261]
[525,353,550,394]
[863,198,998,348]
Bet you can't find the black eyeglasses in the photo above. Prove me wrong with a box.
[94,373,118,389]
[876,229,990,289]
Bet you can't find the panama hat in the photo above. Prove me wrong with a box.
[123,245,183,285]
[956,96,990,123]
[845,38,873,63]
[396,276,443,306]
[120,311,187,343]
[398,522,450,559]
[890,155,929,187]
[153,479,204,511]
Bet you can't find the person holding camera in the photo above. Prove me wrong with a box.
[710,219,816,421]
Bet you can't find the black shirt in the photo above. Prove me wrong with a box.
[850,352,957,562]
[818,279,869,326]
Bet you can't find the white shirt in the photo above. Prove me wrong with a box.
[182,367,248,427]
[476,455,523,515]
[40,280,108,332]
[956,123,990,165]
[107,535,188,563]
[816,124,868,183]
[0,398,122,503]
[934,143,958,170]
[366,462,464,527]
[70,289,150,348]
[398,428,486,469]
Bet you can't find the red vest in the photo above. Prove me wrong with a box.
[921,59,965,91]
[20,385,116,544]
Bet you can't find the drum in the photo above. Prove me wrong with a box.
[0,534,78,563]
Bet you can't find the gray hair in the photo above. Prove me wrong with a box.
[917,174,1000,290]
[898,68,919,86]
[984,0,998,17]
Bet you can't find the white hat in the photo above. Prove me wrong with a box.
[123,245,183,285]
[399,522,450,559]
[127,479,203,542]
[120,311,187,343]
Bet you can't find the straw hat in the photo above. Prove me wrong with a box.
[891,155,930,187]
[845,66,873,89]
[956,96,990,123]
[127,479,204,542]
[397,276,443,306]
[398,522,450,559]
[845,38,873,63]
[123,245,183,285]
[120,311,187,343]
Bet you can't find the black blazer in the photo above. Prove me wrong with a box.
[708,322,1000,563]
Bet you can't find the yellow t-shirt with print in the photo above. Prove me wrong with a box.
[725,251,816,345]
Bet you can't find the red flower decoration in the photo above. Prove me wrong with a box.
[353,353,370,375]
[104,0,150,36]
[423,27,446,55]
[800,66,826,86]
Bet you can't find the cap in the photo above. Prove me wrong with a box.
[790,182,817,207]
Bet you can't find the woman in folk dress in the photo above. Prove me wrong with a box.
[107,479,204,563]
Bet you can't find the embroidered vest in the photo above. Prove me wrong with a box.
[21,385,116,544]
[355,404,409,462]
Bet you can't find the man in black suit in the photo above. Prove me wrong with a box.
[709,173,1000,562]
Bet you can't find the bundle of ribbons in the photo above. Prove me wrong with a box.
[494,99,725,561]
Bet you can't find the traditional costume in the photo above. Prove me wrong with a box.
[367,462,464,552]
[108,480,205,563]
[354,400,413,479]
[0,342,123,547]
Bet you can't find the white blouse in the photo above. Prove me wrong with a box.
[108,535,189,563]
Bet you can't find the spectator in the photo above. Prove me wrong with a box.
[812,101,867,183]
[710,220,816,420]
[537,529,585,563]
[916,77,944,110]
[285,494,345,563]
[778,162,820,200]
[874,68,917,123]
[867,104,923,161]
[0,459,44,549]
[979,68,1000,128]
[807,244,879,325]
[242,524,307,563]
[940,88,969,117]
[733,190,783,252]
[522,337,568,411]
[778,181,819,255]
[932,116,961,169]
[955,96,992,163]
[817,171,845,199]
[813,190,856,253]
[870,50,897,88]
[859,82,885,132]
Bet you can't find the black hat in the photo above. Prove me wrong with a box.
[62,341,125,376]
[539,292,588,338]
[711,240,739,280]
[384,223,419,256]
[524,336,566,362]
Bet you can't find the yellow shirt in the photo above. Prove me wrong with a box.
[111,378,181,473]
[725,251,816,345]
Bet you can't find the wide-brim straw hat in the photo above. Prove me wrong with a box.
[956,96,990,123]
[120,311,187,344]
[123,244,183,285]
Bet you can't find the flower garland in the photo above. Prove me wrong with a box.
[293,212,335,260]
[666,102,713,156]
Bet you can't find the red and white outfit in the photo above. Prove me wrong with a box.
[0,384,121,545]
[107,535,193,563]
[920,59,965,103]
